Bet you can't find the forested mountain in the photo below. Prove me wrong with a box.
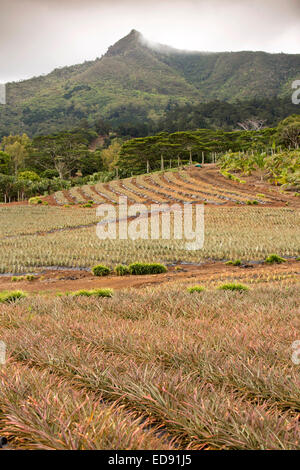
[1,29,299,137]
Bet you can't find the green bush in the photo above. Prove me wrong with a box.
[28,196,43,205]
[92,265,111,277]
[128,263,167,275]
[114,264,130,276]
[18,171,40,182]
[41,169,60,179]
[72,288,113,298]
[265,254,286,264]
[187,285,206,293]
[225,259,242,266]
[218,283,249,292]
[11,276,25,282]
[0,290,27,303]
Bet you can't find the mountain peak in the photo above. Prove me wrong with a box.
[129,29,142,37]
[105,29,144,57]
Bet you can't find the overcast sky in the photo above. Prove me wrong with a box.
[0,0,300,83]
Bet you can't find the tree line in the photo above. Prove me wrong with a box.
[0,115,299,202]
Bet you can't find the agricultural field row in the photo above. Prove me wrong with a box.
[0,281,299,449]
[0,205,299,273]
[49,167,299,208]
[0,206,99,238]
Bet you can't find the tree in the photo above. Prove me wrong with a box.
[30,131,101,178]
[18,171,40,182]
[1,134,31,175]
[152,140,181,169]
[0,151,12,175]
[276,115,300,149]
[237,119,266,131]
[95,118,111,136]
[101,140,122,170]
[168,132,204,163]
[118,135,162,175]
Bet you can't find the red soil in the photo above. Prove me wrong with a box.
[0,260,298,295]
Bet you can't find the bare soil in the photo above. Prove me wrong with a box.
[0,260,299,294]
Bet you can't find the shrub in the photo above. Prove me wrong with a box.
[218,283,249,292]
[128,263,167,275]
[11,276,25,282]
[18,171,40,182]
[175,266,184,271]
[92,265,111,277]
[83,203,93,208]
[265,254,286,264]
[187,286,206,293]
[0,290,27,303]
[72,288,113,298]
[225,259,242,266]
[114,264,130,276]
[28,196,43,205]
[41,169,60,179]
[12,274,36,282]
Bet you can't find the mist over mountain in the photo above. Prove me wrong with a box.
[1,29,299,137]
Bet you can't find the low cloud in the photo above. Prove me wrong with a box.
[0,0,299,82]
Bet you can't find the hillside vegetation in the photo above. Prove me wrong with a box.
[1,29,300,137]
[1,115,299,202]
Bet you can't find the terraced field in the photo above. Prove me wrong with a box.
[49,166,300,208]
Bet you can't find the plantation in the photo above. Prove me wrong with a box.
[0,158,299,451]
[1,11,300,453]
[0,204,299,274]
[0,281,299,449]
[49,165,300,207]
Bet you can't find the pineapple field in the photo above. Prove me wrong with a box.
[0,164,299,450]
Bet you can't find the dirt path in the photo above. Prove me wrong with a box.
[0,260,299,294]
